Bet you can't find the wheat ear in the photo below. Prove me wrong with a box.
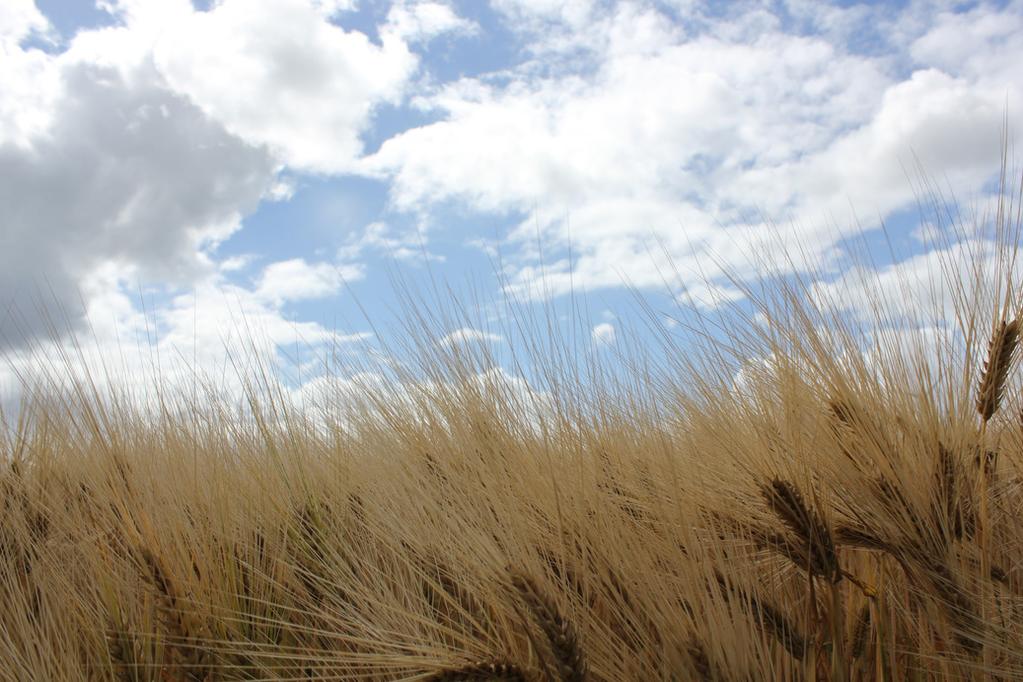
[760,478,840,583]
[850,602,871,660]
[511,572,588,682]
[977,318,1019,422]
[714,572,807,660]
[427,660,529,681]
[140,547,211,680]
[686,636,713,680]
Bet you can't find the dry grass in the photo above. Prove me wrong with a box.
[3,182,1023,680]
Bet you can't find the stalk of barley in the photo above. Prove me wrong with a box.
[904,548,984,657]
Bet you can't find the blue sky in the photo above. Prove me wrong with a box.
[1,0,1021,407]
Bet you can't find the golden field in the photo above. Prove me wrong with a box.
[3,181,1023,681]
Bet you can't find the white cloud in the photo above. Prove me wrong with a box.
[0,267,371,416]
[0,0,59,148]
[78,0,194,71]
[0,52,277,347]
[366,1,1021,303]
[311,0,358,16]
[255,258,363,305]
[491,0,596,30]
[910,3,1023,81]
[386,1,476,43]
[808,235,1015,329]
[0,0,450,353]
[438,327,504,347]
[730,68,1006,222]
[591,322,615,346]
[288,363,552,434]
[676,281,746,310]
[219,255,257,273]
[266,177,297,202]
[152,0,460,173]
[338,221,444,262]
[0,0,50,47]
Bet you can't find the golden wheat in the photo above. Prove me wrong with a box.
[0,176,1021,680]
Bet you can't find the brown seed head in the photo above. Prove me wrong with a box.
[977,318,1019,421]
[427,660,528,681]
[511,572,587,682]
[760,478,840,582]
[850,603,871,660]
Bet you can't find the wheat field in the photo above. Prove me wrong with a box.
[3,184,1023,680]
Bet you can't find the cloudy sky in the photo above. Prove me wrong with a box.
[1,0,1021,405]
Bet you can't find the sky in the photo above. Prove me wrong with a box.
[1,0,1021,411]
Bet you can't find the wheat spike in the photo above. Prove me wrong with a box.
[933,443,967,542]
[850,603,871,660]
[511,572,587,682]
[427,660,528,681]
[977,318,1019,421]
[714,572,807,660]
[835,524,890,552]
[139,547,211,680]
[760,478,840,582]
[686,635,713,680]
[105,618,138,682]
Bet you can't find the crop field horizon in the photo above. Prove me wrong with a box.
[6,2,1023,680]
[3,169,1023,681]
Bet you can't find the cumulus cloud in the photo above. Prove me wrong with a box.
[0,0,463,408]
[0,55,276,346]
[0,2,58,147]
[0,269,370,415]
[591,322,615,346]
[439,327,504,347]
[909,3,1023,80]
[337,221,444,263]
[255,258,363,305]
[366,1,1021,301]
[153,0,423,173]
[385,1,476,43]
[808,235,1015,330]
[287,363,553,435]
[491,0,596,30]
[0,0,467,356]
[0,0,50,46]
